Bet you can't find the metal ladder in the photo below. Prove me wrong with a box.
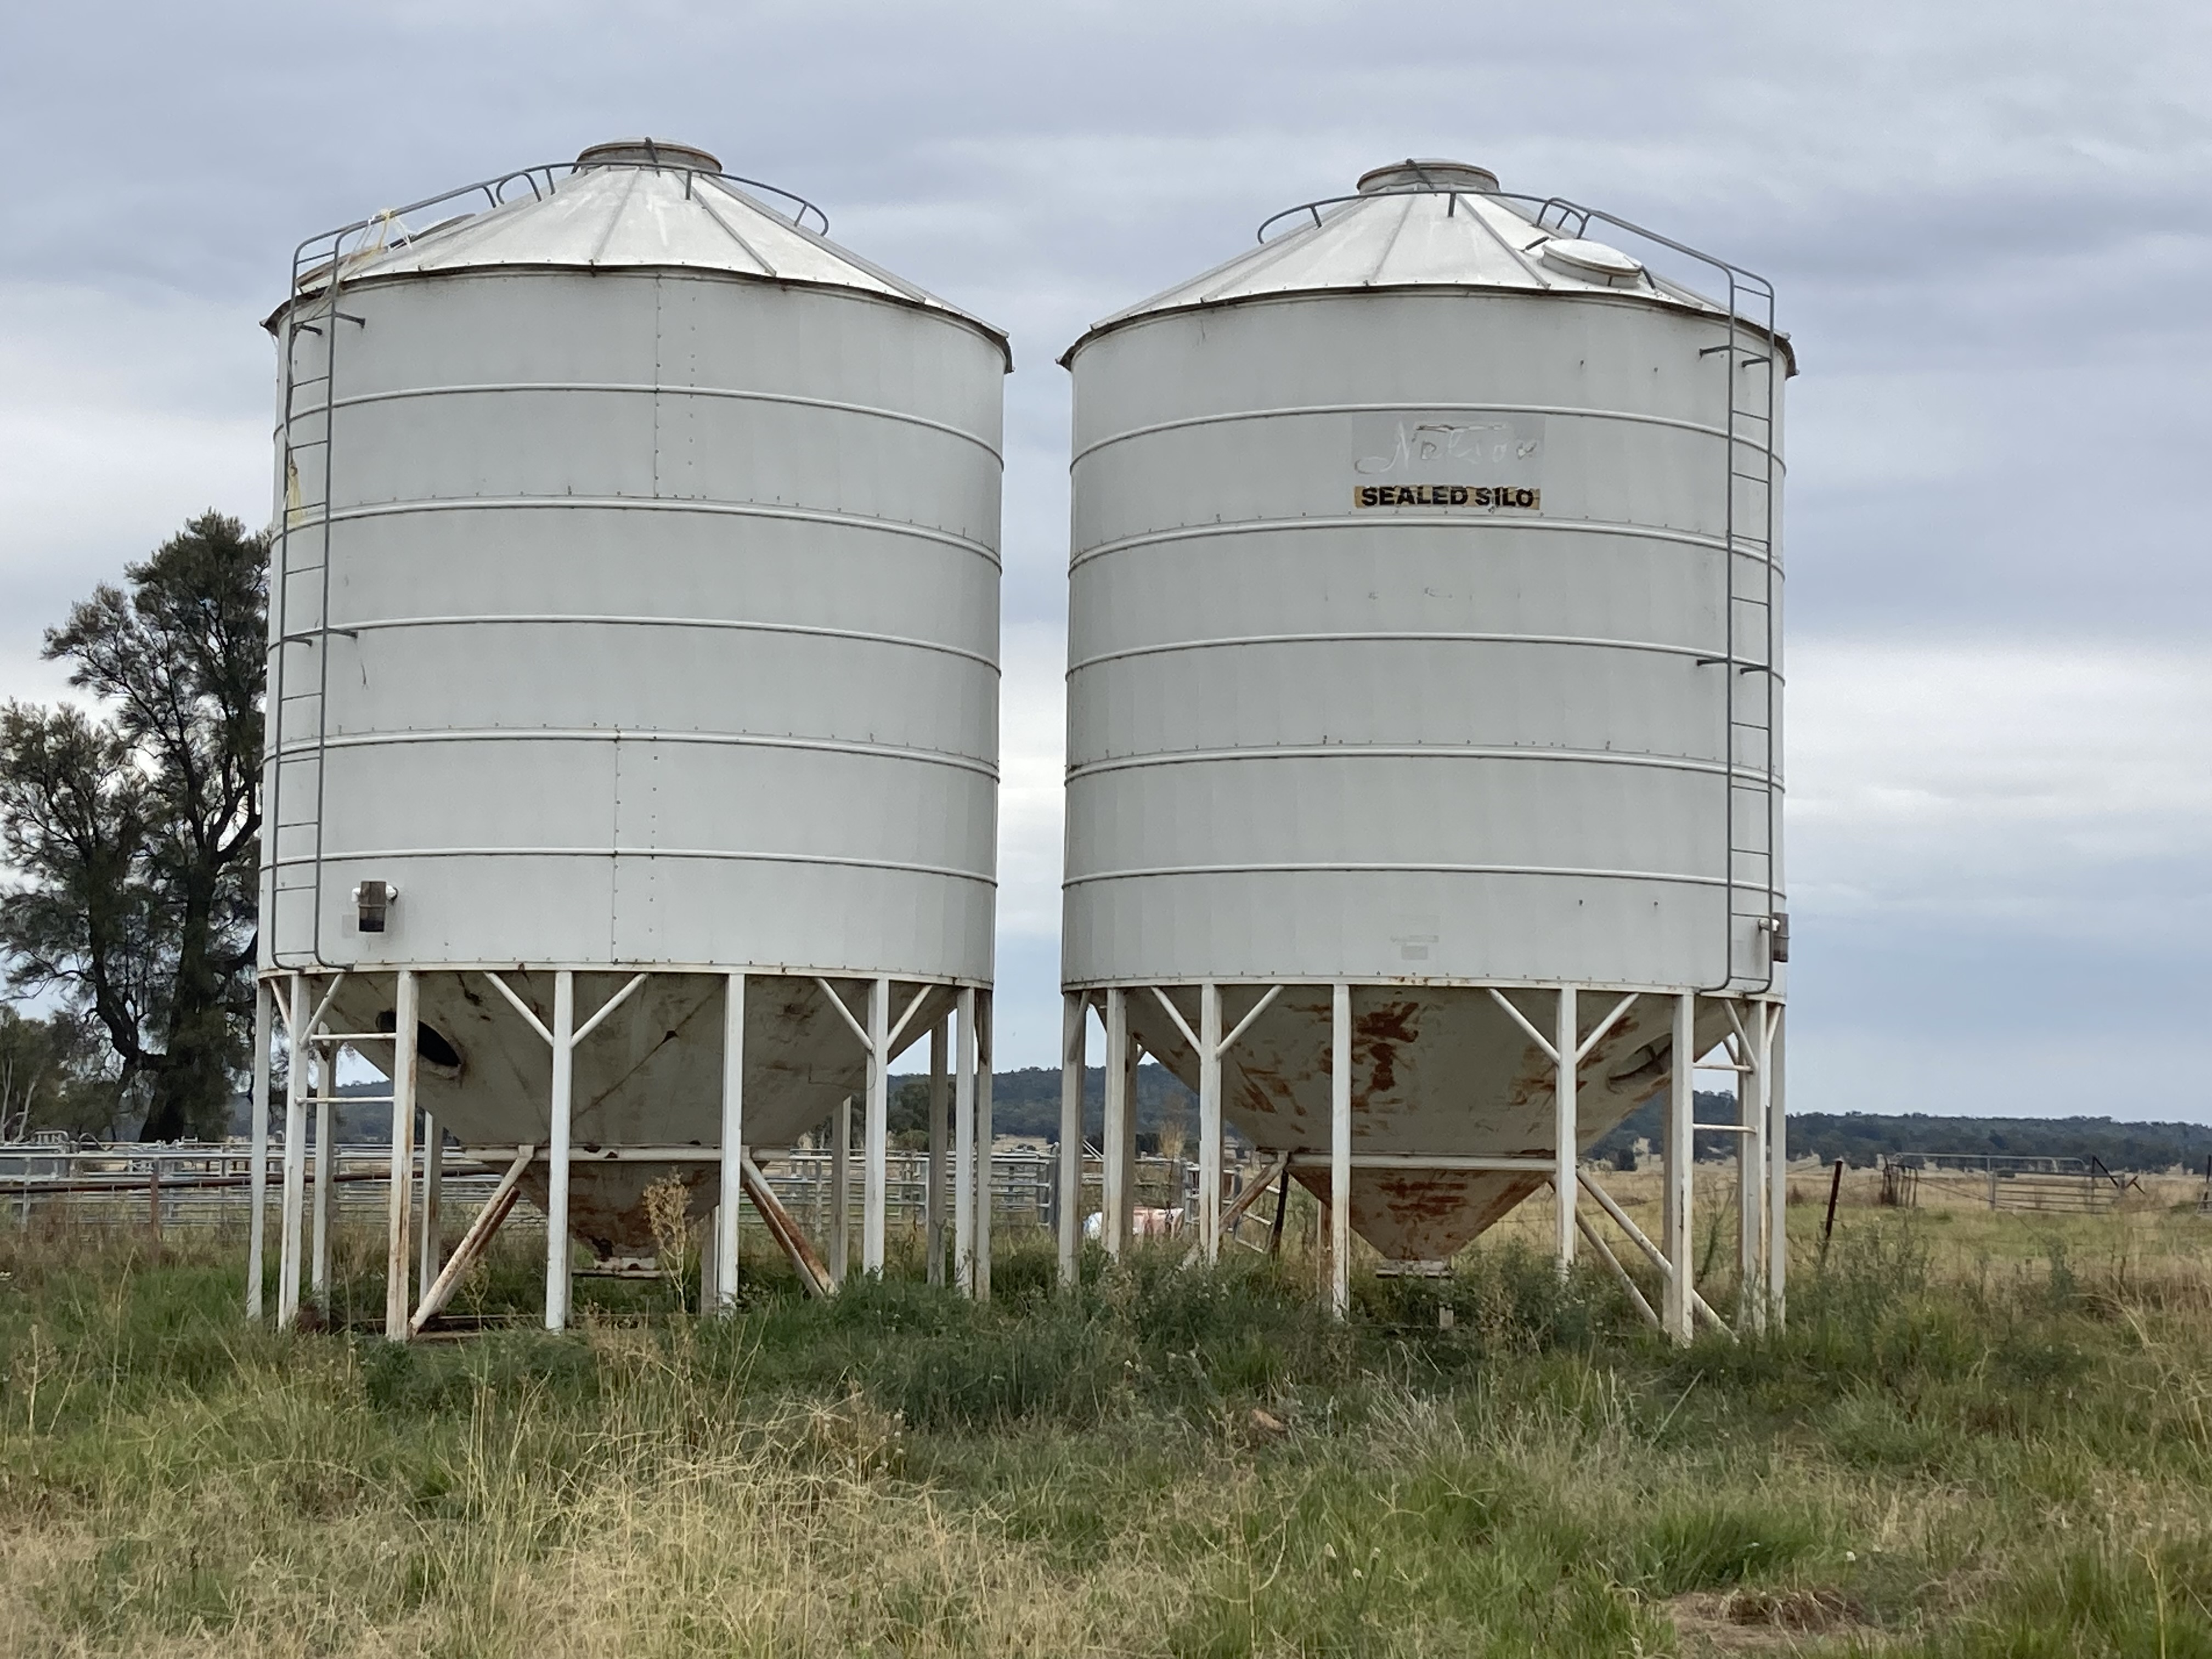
[1530,196,1785,992]
[1718,315,1781,990]
[267,240,356,970]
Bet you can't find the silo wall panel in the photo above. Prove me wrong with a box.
[1063,291,1760,991]
[268,265,1001,978]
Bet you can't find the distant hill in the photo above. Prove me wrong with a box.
[227,1076,2212,1174]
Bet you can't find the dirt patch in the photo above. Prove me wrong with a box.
[1667,1588,1872,1653]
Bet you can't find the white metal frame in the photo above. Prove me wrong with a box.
[250,965,995,1338]
[1055,977,1786,1336]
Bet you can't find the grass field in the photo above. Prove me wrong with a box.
[0,1170,2207,1656]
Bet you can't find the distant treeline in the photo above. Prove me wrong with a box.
[245,1074,2212,1176]
[964,1074,2212,1175]
[1780,1113,2212,1173]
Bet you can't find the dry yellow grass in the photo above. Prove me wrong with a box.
[0,1179,2203,1656]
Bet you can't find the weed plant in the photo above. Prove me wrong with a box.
[0,1198,2205,1655]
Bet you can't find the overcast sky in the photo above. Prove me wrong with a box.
[2,0,2206,1116]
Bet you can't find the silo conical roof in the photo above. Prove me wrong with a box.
[1063,157,1762,365]
[283,139,1009,363]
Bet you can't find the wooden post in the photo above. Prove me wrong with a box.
[1820,1157,1844,1265]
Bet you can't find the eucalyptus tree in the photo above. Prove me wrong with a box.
[0,512,266,1140]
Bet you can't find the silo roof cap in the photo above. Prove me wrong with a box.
[1356,159,1501,195]
[573,137,723,172]
[275,142,1009,365]
[1063,159,1784,370]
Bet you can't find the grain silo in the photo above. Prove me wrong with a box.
[249,140,1008,1336]
[1054,160,1791,1338]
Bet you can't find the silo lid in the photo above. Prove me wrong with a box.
[1356,159,1502,195]
[1062,159,1773,367]
[278,142,1009,365]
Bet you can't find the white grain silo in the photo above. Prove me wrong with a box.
[249,140,1008,1336]
[1053,161,1792,1338]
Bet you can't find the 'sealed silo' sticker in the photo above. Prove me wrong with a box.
[1355,484,1542,510]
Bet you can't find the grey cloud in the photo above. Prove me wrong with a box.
[0,0,2204,1105]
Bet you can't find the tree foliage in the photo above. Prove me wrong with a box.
[0,511,266,1139]
[0,1006,121,1140]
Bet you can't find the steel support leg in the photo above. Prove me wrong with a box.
[1662,990,1695,1344]
[1765,1003,1787,1327]
[247,979,271,1320]
[311,1045,333,1301]
[419,1111,443,1306]
[716,972,744,1310]
[1102,988,1129,1259]
[927,1017,947,1287]
[386,968,420,1341]
[953,986,977,1295]
[1736,1001,1767,1331]
[1330,982,1352,1319]
[976,993,993,1303]
[1058,992,1083,1289]
[544,970,573,1332]
[1555,984,1578,1273]
[830,1096,851,1287]
[278,974,308,1329]
[864,976,889,1277]
[1199,982,1223,1265]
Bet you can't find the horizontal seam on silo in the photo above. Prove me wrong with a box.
[283,614,999,670]
[319,498,1002,566]
[1062,862,1730,888]
[313,383,1004,462]
[1064,747,1773,783]
[257,960,991,980]
[1056,976,1706,994]
[1070,515,1764,569]
[273,729,997,777]
[1067,632,1778,673]
[267,848,996,884]
[1071,402,1785,465]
